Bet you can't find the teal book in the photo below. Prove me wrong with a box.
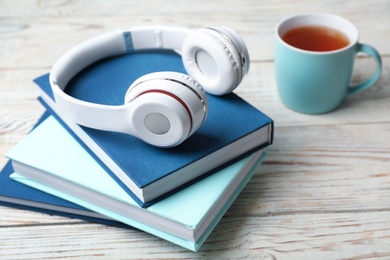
[6,115,267,251]
[0,112,124,227]
[34,50,273,207]
[0,161,126,228]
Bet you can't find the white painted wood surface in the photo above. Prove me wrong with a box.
[1,0,389,259]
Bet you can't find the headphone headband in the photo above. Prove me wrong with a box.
[51,26,192,90]
[48,25,249,147]
[49,26,194,134]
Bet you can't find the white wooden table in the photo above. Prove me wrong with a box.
[1,1,389,259]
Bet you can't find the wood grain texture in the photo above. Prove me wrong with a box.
[1,0,390,259]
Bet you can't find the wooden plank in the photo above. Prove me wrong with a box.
[0,210,389,259]
[0,0,389,67]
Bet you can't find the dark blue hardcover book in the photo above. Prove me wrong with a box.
[34,51,273,207]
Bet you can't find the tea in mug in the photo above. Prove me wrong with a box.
[282,25,349,51]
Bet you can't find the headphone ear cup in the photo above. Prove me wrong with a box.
[124,72,208,147]
[181,27,249,95]
[126,92,192,147]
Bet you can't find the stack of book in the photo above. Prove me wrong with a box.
[0,51,273,251]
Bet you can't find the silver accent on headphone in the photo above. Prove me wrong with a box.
[166,78,208,127]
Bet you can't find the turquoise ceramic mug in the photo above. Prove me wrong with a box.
[275,13,382,114]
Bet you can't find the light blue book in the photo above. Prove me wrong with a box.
[7,115,267,251]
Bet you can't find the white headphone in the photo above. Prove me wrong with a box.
[50,26,250,147]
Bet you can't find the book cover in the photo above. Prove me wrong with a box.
[34,51,273,207]
[6,114,267,251]
[0,160,126,228]
[0,111,125,227]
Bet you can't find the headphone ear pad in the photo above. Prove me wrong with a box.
[181,28,242,95]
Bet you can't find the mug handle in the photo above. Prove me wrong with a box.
[347,43,382,95]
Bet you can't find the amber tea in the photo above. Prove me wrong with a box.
[282,25,350,52]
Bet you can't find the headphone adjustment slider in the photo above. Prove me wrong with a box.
[123,31,135,52]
